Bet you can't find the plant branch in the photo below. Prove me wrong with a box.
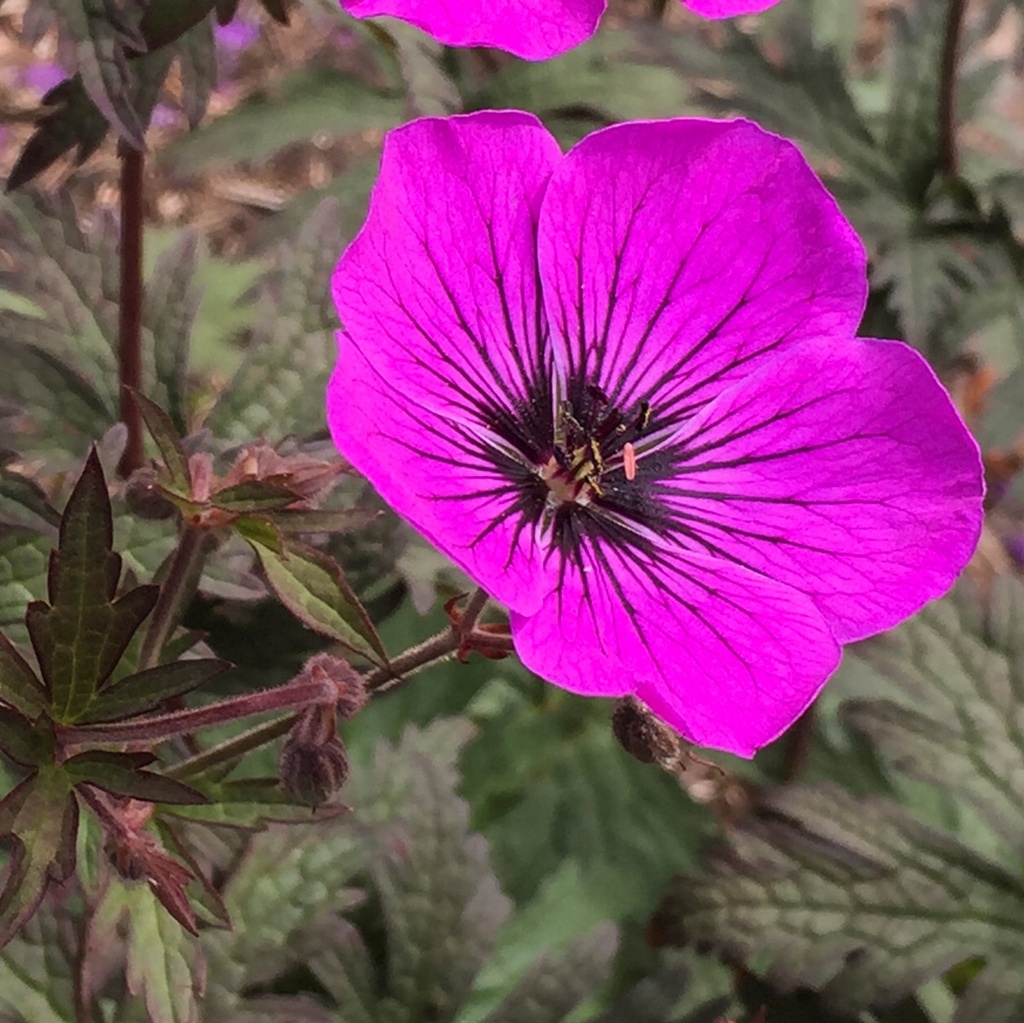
[59,675,335,748]
[937,0,968,179]
[117,143,146,478]
[166,588,498,778]
[137,524,211,670]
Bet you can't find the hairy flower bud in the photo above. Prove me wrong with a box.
[611,697,677,765]
[280,703,350,807]
[295,652,366,720]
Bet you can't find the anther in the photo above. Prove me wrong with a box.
[623,442,637,481]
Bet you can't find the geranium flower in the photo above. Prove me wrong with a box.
[340,0,780,59]
[325,112,983,756]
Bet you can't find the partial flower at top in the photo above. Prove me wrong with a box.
[326,112,983,757]
[340,0,781,59]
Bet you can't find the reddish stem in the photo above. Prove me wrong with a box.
[59,675,335,748]
[117,144,146,478]
[937,0,968,179]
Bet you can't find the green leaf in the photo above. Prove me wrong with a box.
[160,776,321,829]
[208,199,345,441]
[65,750,207,805]
[0,767,77,947]
[268,507,380,535]
[133,391,192,494]
[143,231,202,436]
[50,0,146,146]
[843,577,1024,857]
[78,658,230,723]
[0,530,50,642]
[0,707,52,766]
[659,782,1024,1014]
[7,47,174,190]
[0,468,60,534]
[120,881,205,1023]
[247,535,386,663]
[213,480,299,513]
[139,0,218,49]
[25,450,159,721]
[175,15,216,130]
[0,630,47,719]
[160,68,404,172]
[0,904,78,1023]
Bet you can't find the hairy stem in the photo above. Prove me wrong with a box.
[117,144,146,478]
[137,524,211,671]
[937,0,968,179]
[59,675,335,748]
[167,588,496,778]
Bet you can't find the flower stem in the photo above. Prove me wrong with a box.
[59,675,335,748]
[166,588,496,779]
[117,143,146,479]
[938,0,968,179]
[137,524,211,671]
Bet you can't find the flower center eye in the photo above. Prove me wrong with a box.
[536,391,652,507]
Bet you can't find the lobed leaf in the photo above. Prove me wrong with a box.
[133,391,192,495]
[63,751,208,805]
[0,631,47,719]
[0,903,78,1023]
[25,451,158,722]
[0,469,60,535]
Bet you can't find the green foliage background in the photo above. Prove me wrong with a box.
[1,0,1024,1021]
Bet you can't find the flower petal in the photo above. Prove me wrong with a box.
[339,0,605,60]
[327,333,551,614]
[333,110,561,435]
[329,111,565,614]
[537,118,867,427]
[656,337,983,643]
[510,540,840,756]
[683,0,781,16]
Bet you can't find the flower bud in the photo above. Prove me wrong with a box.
[611,697,677,765]
[125,466,176,520]
[279,704,350,807]
[295,652,366,720]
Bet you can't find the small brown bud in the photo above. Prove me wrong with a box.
[611,697,677,765]
[125,467,175,520]
[280,705,350,807]
[296,652,366,720]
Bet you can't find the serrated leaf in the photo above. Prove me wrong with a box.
[51,0,146,146]
[26,451,159,721]
[659,782,1024,1014]
[480,924,617,1023]
[122,881,204,1023]
[843,577,1024,855]
[208,199,345,441]
[160,776,321,829]
[247,535,386,662]
[143,230,201,436]
[65,750,208,805]
[133,391,192,494]
[175,15,216,130]
[0,767,77,947]
[0,902,78,1023]
[213,480,298,512]
[0,631,47,719]
[8,47,174,190]
[78,657,229,723]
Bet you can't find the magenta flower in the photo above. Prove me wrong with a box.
[340,0,780,59]
[326,112,982,756]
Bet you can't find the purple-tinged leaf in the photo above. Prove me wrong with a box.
[161,777,328,830]
[213,480,299,513]
[26,450,159,722]
[0,708,52,767]
[246,535,386,663]
[0,767,77,948]
[269,507,381,535]
[64,751,208,805]
[132,390,192,495]
[79,658,231,723]
[0,631,47,719]
[50,0,147,147]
